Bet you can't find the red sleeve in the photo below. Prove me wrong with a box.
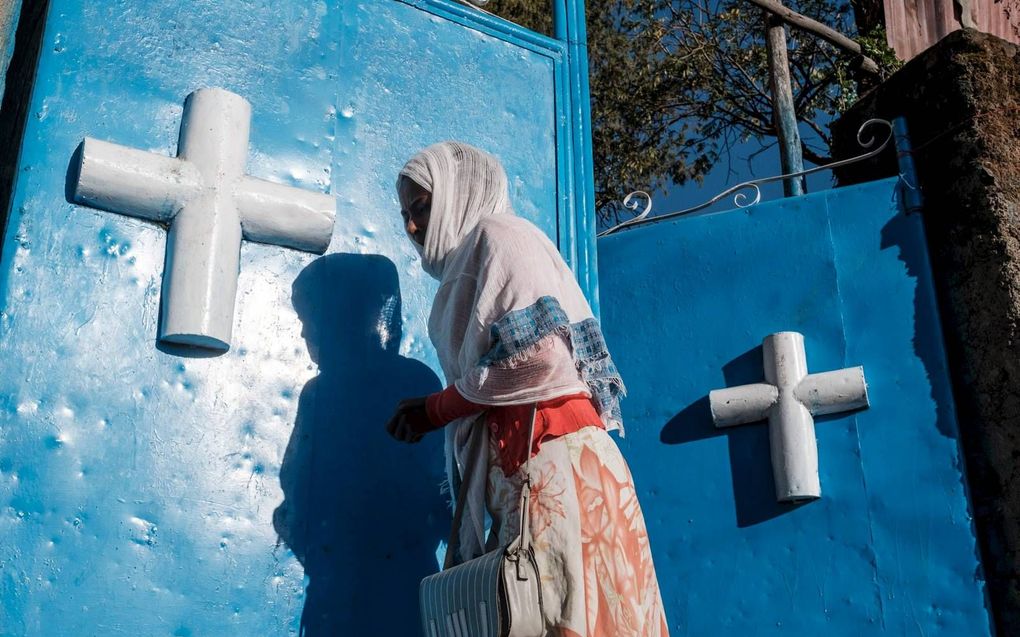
[426,384,484,427]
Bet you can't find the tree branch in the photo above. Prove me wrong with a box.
[802,117,832,146]
[800,142,831,166]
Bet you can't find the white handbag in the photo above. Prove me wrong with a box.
[420,404,545,637]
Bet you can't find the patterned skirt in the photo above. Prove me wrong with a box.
[486,425,670,637]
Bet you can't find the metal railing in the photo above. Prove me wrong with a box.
[598,118,896,238]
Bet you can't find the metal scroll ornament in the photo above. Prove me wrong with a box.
[598,118,895,238]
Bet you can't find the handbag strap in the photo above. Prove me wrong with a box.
[443,404,539,569]
[518,404,538,553]
[443,415,485,570]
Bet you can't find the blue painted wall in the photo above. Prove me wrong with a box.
[0,0,992,634]
[0,1,587,634]
[598,178,992,635]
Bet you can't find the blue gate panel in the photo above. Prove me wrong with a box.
[336,0,560,242]
[0,1,570,635]
[333,0,563,365]
[597,178,991,635]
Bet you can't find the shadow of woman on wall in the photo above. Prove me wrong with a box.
[274,253,445,636]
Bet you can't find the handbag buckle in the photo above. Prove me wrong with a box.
[504,543,531,581]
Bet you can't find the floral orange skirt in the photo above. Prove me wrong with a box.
[487,425,670,637]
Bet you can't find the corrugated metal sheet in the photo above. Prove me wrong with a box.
[885,0,1020,60]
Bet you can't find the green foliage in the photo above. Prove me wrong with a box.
[483,0,552,35]
[859,26,902,72]
[484,0,901,222]
[833,26,902,111]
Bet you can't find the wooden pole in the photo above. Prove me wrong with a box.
[764,13,806,196]
[745,0,881,74]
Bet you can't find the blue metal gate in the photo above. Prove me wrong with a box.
[0,1,595,634]
[598,177,993,635]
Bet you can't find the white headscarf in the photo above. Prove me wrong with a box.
[398,141,510,280]
[399,142,623,562]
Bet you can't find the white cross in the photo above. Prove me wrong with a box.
[709,331,869,502]
[72,87,336,351]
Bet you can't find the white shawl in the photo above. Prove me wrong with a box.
[399,142,624,562]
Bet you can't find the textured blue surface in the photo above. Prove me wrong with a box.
[598,178,992,635]
[0,1,589,635]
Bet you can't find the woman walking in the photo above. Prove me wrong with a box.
[386,141,669,637]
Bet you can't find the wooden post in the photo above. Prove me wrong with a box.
[764,13,806,197]
[745,0,880,74]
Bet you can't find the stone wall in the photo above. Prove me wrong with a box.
[833,28,1020,637]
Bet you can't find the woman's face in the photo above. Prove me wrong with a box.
[397,176,431,247]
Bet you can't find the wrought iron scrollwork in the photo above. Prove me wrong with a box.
[598,119,895,238]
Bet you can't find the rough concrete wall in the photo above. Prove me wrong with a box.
[832,28,1020,637]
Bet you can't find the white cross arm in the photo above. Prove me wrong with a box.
[74,137,201,223]
[794,367,869,415]
[236,176,334,254]
[711,367,868,427]
[710,383,779,427]
[74,139,335,255]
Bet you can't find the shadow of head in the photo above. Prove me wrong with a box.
[292,252,403,368]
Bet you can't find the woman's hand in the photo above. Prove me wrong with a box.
[386,396,433,443]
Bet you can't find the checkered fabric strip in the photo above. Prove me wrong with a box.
[569,318,625,419]
[479,296,570,366]
[581,361,626,422]
[478,296,626,421]
[568,318,610,362]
